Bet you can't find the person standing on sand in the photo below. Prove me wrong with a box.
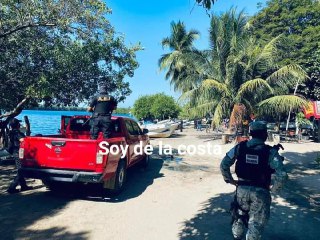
[7,118,33,194]
[220,121,287,240]
[87,84,117,139]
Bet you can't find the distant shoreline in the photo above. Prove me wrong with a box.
[25,107,131,114]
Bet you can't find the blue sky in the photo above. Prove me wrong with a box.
[107,0,265,108]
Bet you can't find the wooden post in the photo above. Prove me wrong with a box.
[24,116,31,136]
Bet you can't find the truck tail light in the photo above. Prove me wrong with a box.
[19,148,24,159]
[96,153,103,164]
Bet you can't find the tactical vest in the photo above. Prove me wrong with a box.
[94,94,113,114]
[235,141,274,189]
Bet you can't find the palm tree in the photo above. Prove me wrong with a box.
[159,21,201,92]
[180,9,308,127]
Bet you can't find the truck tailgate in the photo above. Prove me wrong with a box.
[23,137,98,171]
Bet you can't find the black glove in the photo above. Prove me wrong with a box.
[273,143,284,151]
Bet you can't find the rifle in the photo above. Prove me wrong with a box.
[230,194,249,227]
[82,116,92,126]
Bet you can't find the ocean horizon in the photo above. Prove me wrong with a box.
[15,110,135,135]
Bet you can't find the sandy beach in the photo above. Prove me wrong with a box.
[0,128,320,239]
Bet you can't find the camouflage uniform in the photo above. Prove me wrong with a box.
[220,122,287,240]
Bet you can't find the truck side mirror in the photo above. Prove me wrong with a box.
[142,128,149,135]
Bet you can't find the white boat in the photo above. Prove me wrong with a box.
[170,123,179,131]
[147,126,176,138]
[143,123,170,133]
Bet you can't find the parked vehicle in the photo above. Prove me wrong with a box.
[19,115,150,195]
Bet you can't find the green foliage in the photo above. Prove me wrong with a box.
[0,0,111,39]
[0,0,141,110]
[151,93,181,120]
[133,93,180,120]
[159,8,308,127]
[195,0,217,10]
[299,49,320,100]
[295,112,311,127]
[114,107,132,115]
[132,95,155,120]
[250,0,320,100]
[159,21,200,92]
[258,96,309,116]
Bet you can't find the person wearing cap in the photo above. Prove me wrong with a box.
[7,118,33,194]
[220,121,287,240]
[87,84,117,139]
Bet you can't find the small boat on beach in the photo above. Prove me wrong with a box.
[147,125,176,138]
[144,123,169,133]
[145,122,179,138]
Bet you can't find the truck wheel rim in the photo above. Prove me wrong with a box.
[118,168,124,187]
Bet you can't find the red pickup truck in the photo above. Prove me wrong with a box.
[19,115,150,195]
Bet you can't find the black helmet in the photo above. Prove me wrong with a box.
[9,118,21,129]
[99,84,108,93]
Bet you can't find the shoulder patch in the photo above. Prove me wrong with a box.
[98,96,110,102]
[246,154,259,164]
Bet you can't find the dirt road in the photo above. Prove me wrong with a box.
[1,128,319,239]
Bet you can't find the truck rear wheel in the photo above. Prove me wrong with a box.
[106,159,127,196]
[141,154,150,169]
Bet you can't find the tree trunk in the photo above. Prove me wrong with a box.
[0,97,29,120]
[0,97,30,147]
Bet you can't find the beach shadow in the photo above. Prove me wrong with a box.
[179,192,233,240]
[41,154,164,203]
[282,150,320,206]
[168,133,188,138]
[0,191,88,239]
[179,185,320,240]
[103,153,164,202]
[179,149,320,239]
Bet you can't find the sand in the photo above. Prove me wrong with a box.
[0,127,319,239]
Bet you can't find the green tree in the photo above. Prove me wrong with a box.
[250,0,320,100]
[133,93,180,120]
[114,107,132,115]
[161,9,308,127]
[299,49,320,100]
[151,93,180,120]
[0,0,111,39]
[159,21,200,92]
[132,95,156,120]
[195,0,217,10]
[0,0,141,112]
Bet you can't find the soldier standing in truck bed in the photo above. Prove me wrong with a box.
[87,84,117,139]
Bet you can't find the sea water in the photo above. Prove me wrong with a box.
[15,110,134,135]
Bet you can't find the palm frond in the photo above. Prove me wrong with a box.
[187,100,218,118]
[266,64,308,87]
[257,95,309,115]
[257,35,283,64]
[202,79,229,95]
[212,101,223,128]
[236,78,273,100]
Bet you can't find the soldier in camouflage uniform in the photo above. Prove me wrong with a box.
[220,121,287,240]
